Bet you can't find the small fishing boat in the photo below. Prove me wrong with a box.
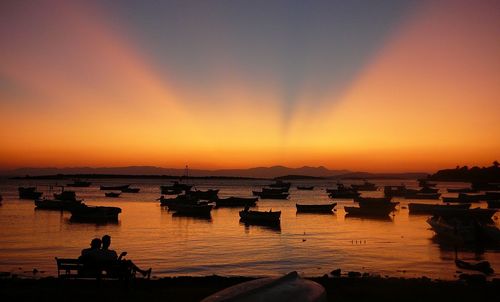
[269,180,291,189]
[160,181,192,192]
[296,186,314,190]
[447,188,477,193]
[408,203,471,214]
[53,190,81,202]
[418,187,439,194]
[18,187,43,200]
[215,197,258,207]
[169,203,213,216]
[405,192,441,199]
[201,271,326,302]
[431,208,497,222]
[344,202,398,217]
[296,203,336,213]
[418,179,436,187]
[458,193,485,202]
[353,197,392,203]
[100,184,130,191]
[239,208,281,224]
[471,182,500,191]
[427,216,478,243]
[326,184,360,199]
[186,189,219,200]
[34,199,84,211]
[441,196,475,203]
[455,259,494,275]
[252,191,289,199]
[66,180,91,187]
[158,194,200,206]
[121,187,140,193]
[262,187,289,194]
[105,192,121,198]
[350,181,378,191]
[70,205,122,222]
[160,187,183,195]
[383,185,408,197]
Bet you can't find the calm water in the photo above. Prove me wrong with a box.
[0,178,499,279]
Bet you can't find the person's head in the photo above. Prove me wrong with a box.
[102,235,111,249]
[90,238,102,249]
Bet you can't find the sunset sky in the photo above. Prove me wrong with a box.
[1,0,499,172]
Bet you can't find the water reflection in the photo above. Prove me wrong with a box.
[239,220,281,233]
[172,212,213,223]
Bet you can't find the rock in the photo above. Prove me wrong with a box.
[348,271,361,278]
[330,269,341,277]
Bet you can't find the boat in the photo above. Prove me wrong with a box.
[353,197,392,203]
[418,187,439,194]
[350,181,378,191]
[408,203,471,214]
[239,208,281,224]
[252,191,289,199]
[431,208,497,222]
[100,184,130,191]
[18,187,43,200]
[66,180,91,187]
[215,197,258,207]
[160,181,193,193]
[201,271,325,302]
[447,188,477,193]
[344,201,398,217]
[186,189,219,200]
[455,259,494,275]
[296,203,336,213]
[296,186,314,190]
[160,187,183,195]
[405,192,441,199]
[418,179,436,187]
[34,199,84,211]
[269,180,291,189]
[487,200,500,209]
[484,191,500,200]
[262,187,289,194]
[427,216,478,242]
[70,205,122,222]
[441,196,476,203]
[383,185,408,198]
[105,192,121,198]
[471,182,500,191]
[158,194,200,206]
[53,190,81,202]
[326,184,360,199]
[121,187,140,193]
[168,203,213,216]
[458,193,485,202]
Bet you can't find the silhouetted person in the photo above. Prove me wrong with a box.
[100,234,151,278]
[80,238,102,262]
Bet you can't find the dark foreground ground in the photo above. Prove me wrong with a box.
[1,275,499,302]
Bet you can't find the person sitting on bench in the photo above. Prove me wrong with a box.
[100,235,151,278]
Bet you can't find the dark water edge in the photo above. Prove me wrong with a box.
[1,275,499,302]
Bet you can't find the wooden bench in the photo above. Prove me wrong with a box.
[55,257,136,280]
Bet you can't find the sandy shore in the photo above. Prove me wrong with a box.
[1,274,499,302]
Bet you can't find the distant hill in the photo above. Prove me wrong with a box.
[428,161,500,182]
[3,165,350,179]
[332,172,429,180]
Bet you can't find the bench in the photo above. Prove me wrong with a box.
[55,257,136,280]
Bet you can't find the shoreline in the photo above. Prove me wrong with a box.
[1,274,499,302]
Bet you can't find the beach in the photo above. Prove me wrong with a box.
[1,274,499,302]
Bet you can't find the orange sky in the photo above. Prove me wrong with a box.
[0,1,499,172]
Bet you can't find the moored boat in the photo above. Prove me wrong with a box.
[100,184,130,191]
[431,208,497,222]
[105,192,121,198]
[66,180,91,187]
[160,181,192,193]
[447,188,477,193]
[296,203,336,213]
[70,205,122,222]
[121,187,140,193]
[353,197,392,203]
[53,190,81,202]
[18,187,43,200]
[252,191,289,199]
[408,203,471,214]
[239,208,281,224]
[344,201,398,217]
[405,192,441,199]
[441,196,476,203]
[350,181,378,191]
[35,199,84,211]
[326,184,360,199]
[186,189,219,200]
[269,180,291,189]
[168,203,213,216]
[296,186,314,190]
